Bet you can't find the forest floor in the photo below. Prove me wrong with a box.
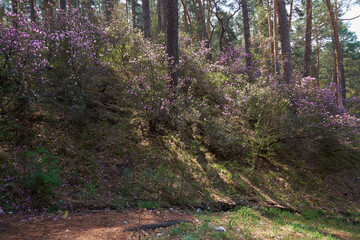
[0,208,194,240]
[1,207,359,240]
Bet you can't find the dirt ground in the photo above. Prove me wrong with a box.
[0,208,194,240]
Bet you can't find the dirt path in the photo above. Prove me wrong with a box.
[0,209,194,240]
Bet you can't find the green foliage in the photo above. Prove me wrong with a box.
[302,209,326,220]
[236,206,256,221]
[24,148,62,199]
[0,148,62,211]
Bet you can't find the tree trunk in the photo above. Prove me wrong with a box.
[142,0,151,38]
[59,0,66,10]
[30,0,37,21]
[157,0,162,33]
[277,0,293,83]
[288,0,293,31]
[216,15,225,52]
[180,0,193,39]
[273,0,279,75]
[68,0,72,10]
[161,0,167,34]
[266,0,273,68]
[166,0,179,90]
[206,0,211,40]
[197,0,208,44]
[191,0,202,40]
[316,33,320,86]
[86,0,93,20]
[325,0,346,106]
[303,0,312,77]
[105,0,113,23]
[241,0,253,81]
[44,0,53,18]
[183,0,187,34]
[131,0,137,28]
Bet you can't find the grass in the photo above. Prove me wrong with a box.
[145,207,360,240]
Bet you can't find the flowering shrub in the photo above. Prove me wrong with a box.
[286,77,360,149]
[0,10,47,117]
[42,9,112,122]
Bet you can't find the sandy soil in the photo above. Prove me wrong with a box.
[0,208,194,240]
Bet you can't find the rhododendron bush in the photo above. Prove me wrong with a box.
[0,11,47,116]
[42,10,113,122]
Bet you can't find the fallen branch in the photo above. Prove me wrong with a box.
[125,220,189,231]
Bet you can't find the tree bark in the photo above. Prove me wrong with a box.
[180,0,193,39]
[142,0,151,38]
[288,0,293,31]
[68,0,72,10]
[161,0,168,34]
[325,0,346,106]
[206,0,211,40]
[277,0,293,83]
[183,0,188,34]
[316,33,320,86]
[157,0,162,33]
[273,0,279,75]
[30,0,37,21]
[166,0,179,90]
[303,0,312,77]
[197,0,208,43]
[59,0,66,10]
[241,0,253,81]
[131,0,137,29]
[191,0,202,41]
[266,0,273,68]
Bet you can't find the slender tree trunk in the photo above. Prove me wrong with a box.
[30,0,37,21]
[60,0,66,10]
[303,0,312,77]
[126,0,129,25]
[325,0,346,105]
[277,0,293,83]
[289,0,293,31]
[197,0,208,44]
[81,0,84,16]
[316,33,320,86]
[206,0,211,40]
[68,0,72,10]
[266,0,274,68]
[191,0,202,40]
[241,0,253,81]
[0,6,4,23]
[273,0,279,75]
[181,0,193,33]
[157,0,162,33]
[183,0,188,34]
[142,0,151,38]
[217,16,225,52]
[131,0,137,28]
[166,0,179,90]
[161,0,167,34]
[331,38,337,84]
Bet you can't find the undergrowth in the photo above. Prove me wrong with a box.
[0,9,359,216]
